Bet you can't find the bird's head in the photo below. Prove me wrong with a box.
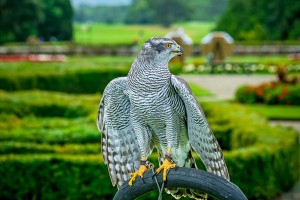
[140,37,183,62]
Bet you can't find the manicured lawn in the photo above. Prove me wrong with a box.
[188,82,214,97]
[187,55,298,65]
[227,55,297,65]
[74,22,214,45]
[241,104,300,120]
[0,56,134,75]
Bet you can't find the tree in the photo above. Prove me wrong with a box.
[0,0,44,43]
[125,0,194,27]
[215,0,300,40]
[189,0,228,21]
[124,0,154,24]
[0,0,73,44]
[38,0,73,41]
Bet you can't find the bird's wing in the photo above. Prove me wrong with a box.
[171,75,230,180]
[97,77,141,188]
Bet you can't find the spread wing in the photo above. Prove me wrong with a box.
[171,75,230,180]
[97,77,141,188]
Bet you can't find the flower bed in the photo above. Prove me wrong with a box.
[235,83,300,105]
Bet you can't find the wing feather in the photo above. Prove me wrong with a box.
[97,77,141,188]
[171,75,230,180]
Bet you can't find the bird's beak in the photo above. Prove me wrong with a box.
[171,45,183,56]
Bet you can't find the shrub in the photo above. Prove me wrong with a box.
[0,115,99,145]
[0,125,298,200]
[0,155,116,200]
[0,124,99,145]
[280,85,300,105]
[0,90,99,117]
[0,142,100,155]
[0,68,129,94]
[203,103,299,199]
[0,58,181,94]
[235,85,258,104]
[0,104,298,199]
[235,83,300,105]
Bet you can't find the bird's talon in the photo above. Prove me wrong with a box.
[128,163,149,186]
[156,158,176,182]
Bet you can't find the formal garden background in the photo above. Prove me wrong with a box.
[0,0,299,199]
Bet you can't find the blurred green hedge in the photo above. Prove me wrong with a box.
[0,63,181,94]
[0,142,100,155]
[0,90,98,117]
[0,117,99,145]
[0,68,129,93]
[0,103,298,200]
[0,155,116,200]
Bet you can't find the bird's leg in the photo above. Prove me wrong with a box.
[155,147,176,181]
[128,155,151,186]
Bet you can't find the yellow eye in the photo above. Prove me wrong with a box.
[166,43,171,48]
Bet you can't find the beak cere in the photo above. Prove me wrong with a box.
[172,45,183,56]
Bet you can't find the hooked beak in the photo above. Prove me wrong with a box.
[171,45,183,56]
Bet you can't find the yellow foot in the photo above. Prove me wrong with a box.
[128,164,148,186]
[156,156,176,181]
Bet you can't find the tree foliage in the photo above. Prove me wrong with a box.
[72,0,227,26]
[215,0,300,40]
[125,0,195,27]
[0,0,73,44]
[74,5,129,24]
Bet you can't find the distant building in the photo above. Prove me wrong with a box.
[201,32,234,64]
[165,27,193,64]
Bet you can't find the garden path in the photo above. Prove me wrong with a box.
[181,74,276,100]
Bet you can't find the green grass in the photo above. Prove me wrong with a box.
[188,82,214,97]
[0,56,134,73]
[187,55,299,65]
[226,55,297,65]
[238,104,300,120]
[74,22,214,45]
[0,56,134,75]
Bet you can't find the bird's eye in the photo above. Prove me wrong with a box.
[166,43,171,48]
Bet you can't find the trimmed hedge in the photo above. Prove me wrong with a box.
[0,115,99,144]
[0,124,99,145]
[0,155,116,200]
[0,59,181,94]
[0,104,299,199]
[0,142,100,155]
[0,68,129,93]
[0,90,99,118]
[0,129,297,200]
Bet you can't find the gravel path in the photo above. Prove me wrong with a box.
[181,74,276,100]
